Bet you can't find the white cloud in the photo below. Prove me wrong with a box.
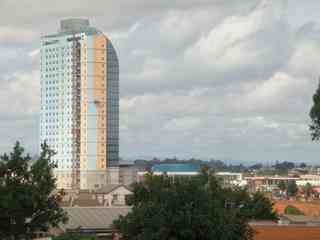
[0,70,39,116]
[107,22,141,40]
[288,37,320,77]
[163,117,201,131]
[0,27,38,43]
[243,72,307,112]
[184,0,289,74]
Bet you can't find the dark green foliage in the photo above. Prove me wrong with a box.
[303,183,313,199]
[277,181,299,198]
[274,161,295,171]
[244,192,278,220]
[114,168,277,240]
[310,80,320,140]
[249,164,263,170]
[278,181,287,192]
[0,142,68,240]
[254,161,296,176]
[217,188,277,220]
[53,233,96,240]
[284,205,304,215]
[287,181,298,197]
[299,162,307,168]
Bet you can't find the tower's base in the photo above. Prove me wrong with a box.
[80,170,108,189]
[80,168,119,189]
[53,170,74,189]
[54,168,120,190]
[107,167,120,185]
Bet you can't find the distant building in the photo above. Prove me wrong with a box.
[118,161,137,186]
[245,176,299,192]
[136,163,245,188]
[137,163,200,182]
[216,172,246,187]
[296,175,320,187]
[40,19,119,190]
[152,163,201,172]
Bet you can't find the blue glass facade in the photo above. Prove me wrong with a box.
[106,41,119,167]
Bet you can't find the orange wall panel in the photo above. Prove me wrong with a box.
[93,35,107,170]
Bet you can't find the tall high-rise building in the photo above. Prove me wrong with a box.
[40,19,119,189]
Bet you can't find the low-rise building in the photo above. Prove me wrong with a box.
[60,185,133,207]
[216,172,246,187]
[59,207,131,239]
[137,163,200,183]
[245,176,299,192]
[96,185,132,206]
[296,175,320,187]
[136,164,246,188]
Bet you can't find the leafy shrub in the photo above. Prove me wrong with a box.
[284,205,304,215]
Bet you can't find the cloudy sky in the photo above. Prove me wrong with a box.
[1,0,320,163]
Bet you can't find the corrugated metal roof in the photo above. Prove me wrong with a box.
[62,207,131,230]
[96,184,132,194]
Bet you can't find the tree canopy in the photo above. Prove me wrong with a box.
[245,192,277,220]
[274,161,295,172]
[278,181,287,192]
[114,168,277,240]
[287,181,298,197]
[303,183,313,199]
[310,80,320,140]
[0,142,68,240]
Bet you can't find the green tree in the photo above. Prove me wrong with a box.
[245,192,278,220]
[278,181,287,192]
[220,187,277,221]
[287,181,298,197]
[299,162,307,168]
[303,183,313,199]
[114,168,278,240]
[310,80,320,140]
[0,142,68,240]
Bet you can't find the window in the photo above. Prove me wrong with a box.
[113,194,118,201]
